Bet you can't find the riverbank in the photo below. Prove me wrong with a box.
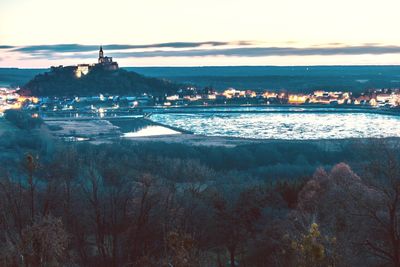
[35,104,400,119]
[121,133,400,151]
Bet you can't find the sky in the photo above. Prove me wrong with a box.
[1,0,400,67]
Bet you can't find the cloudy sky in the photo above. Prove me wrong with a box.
[1,0,400,67]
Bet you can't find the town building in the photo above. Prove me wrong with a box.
[75,64,90,78]
[288,94,309,104]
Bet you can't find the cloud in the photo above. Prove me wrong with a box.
[11,41,247,54]
[0,45,15,49]
[13,44,98,53]
[6,42,400,60]
[108,45,400,58]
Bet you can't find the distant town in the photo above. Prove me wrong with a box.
[2,86,400,116]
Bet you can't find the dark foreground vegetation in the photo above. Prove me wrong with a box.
[1,120,400,266]
[4,110,43,130]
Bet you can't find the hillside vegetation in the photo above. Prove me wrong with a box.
[21,66,181,96]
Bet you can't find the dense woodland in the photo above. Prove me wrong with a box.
[1,115,400,266]
[21,67,180,97]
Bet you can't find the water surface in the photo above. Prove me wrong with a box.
[150,108,400,140]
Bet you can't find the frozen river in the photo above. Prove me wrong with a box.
[150,107,400,140]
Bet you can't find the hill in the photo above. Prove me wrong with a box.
[21,66,181,96]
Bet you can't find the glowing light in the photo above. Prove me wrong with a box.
[98,107,105,118]
[262,92,278,98]
[75,64,90,78]
[17,96,39,104]
[166,95,179,101]
[288,94,309,104]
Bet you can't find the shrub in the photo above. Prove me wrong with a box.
[4,109,43,130]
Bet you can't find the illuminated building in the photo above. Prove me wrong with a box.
[166,95,180,101]
[245,90,257,98]
[75,64,90,78]
[376,93,397,106]
[222,88,237,99]
[222,88,249,99]
[207,94,216,100]
[313,90,325,97]
[74,46,119,78]
[97,46,119,70]
[262,91,278,98]
[288,94,309,104]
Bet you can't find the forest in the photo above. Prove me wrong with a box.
[0,115,400,266]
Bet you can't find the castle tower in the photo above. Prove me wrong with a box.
[96,45,118,70]
[98,46,104,63]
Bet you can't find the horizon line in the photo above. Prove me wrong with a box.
[2,64,400,70]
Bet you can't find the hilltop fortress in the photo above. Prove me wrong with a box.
[23,47,179,96]
[71,46,119,78]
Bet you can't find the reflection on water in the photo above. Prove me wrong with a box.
[151,111,400,140]
[122,125,181,137]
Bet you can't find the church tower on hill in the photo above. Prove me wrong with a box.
[97,46,118,70]
[75,45,119,78]
[99,46,104,61]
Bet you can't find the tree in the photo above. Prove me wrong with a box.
[356,141,400,267]
[20,215,68,267]
[292,150,400,267]
[290,163,365,266]
[290,223,337,267]
[212,186,266,267]
[163,231,198,267]
[25,153,38,222]
[4,110,43,130]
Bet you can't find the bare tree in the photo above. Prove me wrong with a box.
[25,154,38,222]
[20,215,68,267]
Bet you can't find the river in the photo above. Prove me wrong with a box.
[149,106,400,139]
